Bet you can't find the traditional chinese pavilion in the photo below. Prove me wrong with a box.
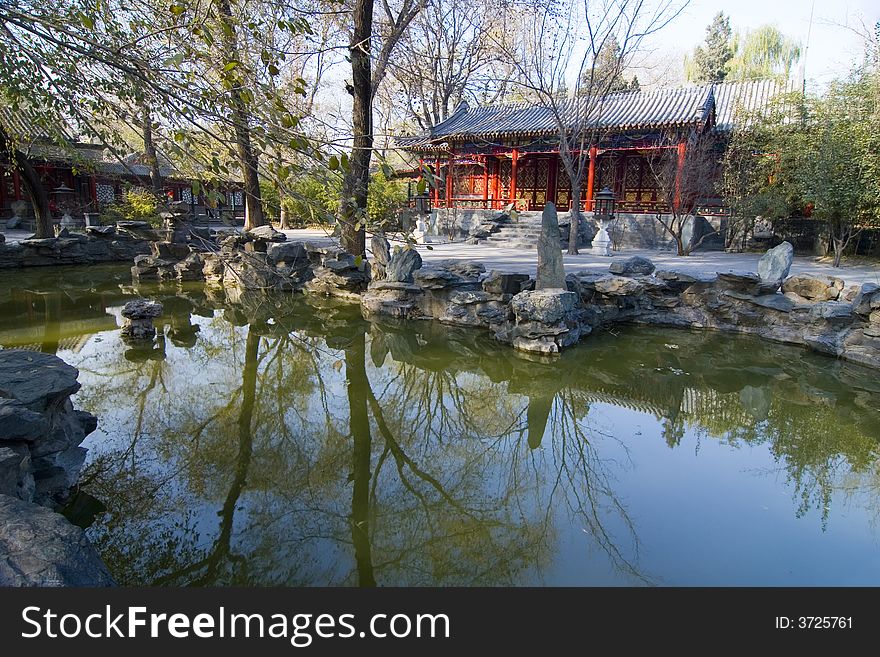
[399,80,785,216]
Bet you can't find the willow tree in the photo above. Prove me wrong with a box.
[727,25,801,82]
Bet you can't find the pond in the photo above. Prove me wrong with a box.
[2,264,879,586]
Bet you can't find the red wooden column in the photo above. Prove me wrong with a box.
[446,148,454,208]
[491,159,500,208]
[433,155,440,206]
[674,140,687,211]
[482,156,489,207]
[546,154,557,208]
[510,149,519,207]
[585,145,598,211]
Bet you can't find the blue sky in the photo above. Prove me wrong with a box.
[647,0,878,87]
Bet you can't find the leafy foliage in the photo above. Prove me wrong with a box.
[684,12,733,84]
[101,186,162,226]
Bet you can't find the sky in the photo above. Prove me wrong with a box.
[638,0,879,88]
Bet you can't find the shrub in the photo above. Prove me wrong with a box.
[101,186,162,226]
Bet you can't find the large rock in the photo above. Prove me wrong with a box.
[0,445,34,501]
[782,274,844,301]
[151,241,191,261]
[536,202,566,290]
[0,351,81,411]
[853,283,880,316]
[0,494,115,586]
[121,298,163,319]
[370,235,391,280]
[385,247,422,283]
[432,260,486,280]
[510,289,578,325]
[0,398,49,443]
[757,241,793,289]
[266,241,308,267]
[609,256,655,276]
[482,270,530,296]
[247,225,286,242]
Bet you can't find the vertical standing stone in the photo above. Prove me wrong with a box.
[536,202,566,290]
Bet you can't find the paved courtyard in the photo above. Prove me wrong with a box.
[281,229,880,287]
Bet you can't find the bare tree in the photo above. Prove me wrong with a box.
[494,0,688,254]
[339,0,427,257]
[647,133,719,256]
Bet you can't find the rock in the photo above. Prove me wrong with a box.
[116,220,151,230]
[853,283,880,316]
[609,256,655,276]
[414,268,467,290]
[324,255,357,271]
[716,271,762,294]
[510,289,578,325]
[121,299,163,319]
[151,241,191,261]
[0,445,33,501]
[85,225,116,236]
[0,351,81,411]
[247,225,286,242]
[6,216,21,229]
[267,241,308,267]
[482,271,531,296]
[808,301,854,323]
[0,398,49,443]
[433,260,486,280]
[724,291,800,312]
[386,247,422,283]
[757,241,793,289]
[0,494,115,586]
[371,235,391,280]
[593,276,645,296]
[782,274,844,301]
[535,202,566,290]
[121,299,163,340]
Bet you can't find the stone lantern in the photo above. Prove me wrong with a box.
[52,184,76,232]
[590,186,615,257]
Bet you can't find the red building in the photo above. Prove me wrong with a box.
[399,80,786,217]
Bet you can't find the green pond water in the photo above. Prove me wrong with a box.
[2,264,880,586]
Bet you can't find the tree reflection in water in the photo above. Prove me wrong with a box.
[1,265,879,585]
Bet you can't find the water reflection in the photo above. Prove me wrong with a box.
[1,265,879,586]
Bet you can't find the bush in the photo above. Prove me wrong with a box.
[101,186,162,226]
[367,170,408,231]
[280,172,341,228]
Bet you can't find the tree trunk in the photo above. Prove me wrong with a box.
[1,127,52,238]
[568,180,581,255]
[345,330,376,587]
[339,0,374,257]
[217,0,265,230]
[141,100,163,197]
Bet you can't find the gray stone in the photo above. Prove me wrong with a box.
[782,274,844,301]
[0,351,81,411]
[151,241,191,261]
[0,398,49,443]
[809,301,855,322]
[121,299,163,319]
[386,247,422,283]
[116,220,151,229]
[0,494,115,586]
[853,283,880,316]
[414,268,466,290]
[247,225,286,242]
[535,202,566,290]
[757,241,793,287]
[267,241,308,267]
[593,276,646,297]
[0,445,34,501]
[510,289,577,325]
[6,216,21,229]
[432,260,486,280]
[85,225,116,236]
[609,256,655,276]
[371,235,391,280]
[0,232,6,244]
[716,271,762,293]
[724,291,799,312]
[482,270,531,296]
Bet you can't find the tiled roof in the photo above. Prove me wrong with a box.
[423,85,715,142]
[400,79,791,148]
[712,78,797,131]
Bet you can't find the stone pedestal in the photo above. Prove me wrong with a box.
[591,221,612,256]
[120,299,164,340]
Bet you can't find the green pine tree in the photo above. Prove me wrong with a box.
[686,12,734,83]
